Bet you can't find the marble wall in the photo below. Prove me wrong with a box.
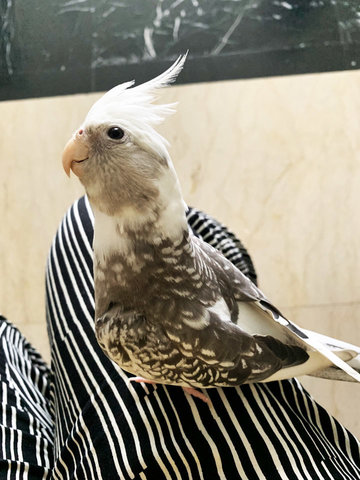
[2,0,360,100]
[1,68,360,436]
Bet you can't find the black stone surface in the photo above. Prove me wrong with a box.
[1,0,360,101]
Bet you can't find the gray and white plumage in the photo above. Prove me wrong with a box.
[62,55,360,397]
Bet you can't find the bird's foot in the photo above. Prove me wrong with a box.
[128,377,210,404]
[128,376,156,384]
[182,387,210,403]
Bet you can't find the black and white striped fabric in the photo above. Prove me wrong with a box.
[1,196,360,479]
[0,316,53,478]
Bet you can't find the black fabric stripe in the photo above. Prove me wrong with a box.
[65,209,94,292]
[154,387,204,480]
[213,387,278,480]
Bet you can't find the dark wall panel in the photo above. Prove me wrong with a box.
[1,0,360,101]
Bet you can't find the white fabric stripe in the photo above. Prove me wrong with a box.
[73,197,95,274]
[186,214,205,231]
[51,357,72,446]
[185,396,226,480]
[56,452,71,480]
[325,416,358,479]
[69,425,94,480]
[61,333,133,479]
[193,219,215,236]
[38,363,49,398]
[152,390,193,479]
[47,277,98,475]
[321,461,335,479]
[0,321,8,338]
[28,412,34,437]
[46,272,103,478]
[52,215,148,475]
[46,247,66,341]
[3,341,52,434]
[41,465,49,480]
[35,432,42,470]
[16,417,22,463]
[57,421,78,479]
[1,320,56,472]
[335,417,358,464]
[143,395,182,480]
[328,414,352,476]
[15,459,20,480]
[288,380,358,479]
[24,462,29,480]
[63,210,94,310]
[2,382,7,465]
[331,455,356,480]
[117,377,174,479]
[54,406,98,479]
[227,252,246,263]
[33,367,41,401]
[78,415,101,480]
[263,384,328,480]
[43,438,51,469]
[9,413,14,461]
[52,345,73,408]
[163,388,204,480]
[217,389,270,479]
[4,328,51,433]
[218,246,240,258]
[207,391,252,479]
[305,392,356,480]
[251,385,322,480]
[242,385,301,479]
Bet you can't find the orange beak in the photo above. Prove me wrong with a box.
[62,130,89,177]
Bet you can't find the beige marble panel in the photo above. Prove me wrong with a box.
[1,69,360,435]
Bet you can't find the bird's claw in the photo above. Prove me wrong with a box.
[182,387,210,403]
[128,376,156,384]
[128,377,210,404]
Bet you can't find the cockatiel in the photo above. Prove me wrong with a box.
[62,55,360,402]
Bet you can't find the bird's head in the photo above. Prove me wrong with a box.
[62,55,187,219]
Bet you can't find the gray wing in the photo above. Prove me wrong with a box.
[195,236,360,383]
[160,306,309,386]
[95,301,309,388]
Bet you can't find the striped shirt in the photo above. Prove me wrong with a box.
[0,195,359,479]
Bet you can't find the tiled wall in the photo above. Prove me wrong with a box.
[1,68,359,436]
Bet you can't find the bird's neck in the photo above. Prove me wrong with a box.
[91,169,188,263]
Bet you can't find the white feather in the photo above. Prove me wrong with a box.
[259,350,355,383]
[262,305,360,382]
[237,301,360,382]
[302,329,360,370]
[208,298,232,323]
[83,54,188,161]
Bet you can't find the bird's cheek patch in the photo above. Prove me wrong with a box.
[71,159,88,177]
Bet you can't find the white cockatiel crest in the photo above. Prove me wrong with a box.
[62,55,360,403]
[83,54,187,161]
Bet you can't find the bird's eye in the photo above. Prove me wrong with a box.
[107,126,125,140]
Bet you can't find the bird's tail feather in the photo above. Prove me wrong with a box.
[259,349,356,383]
[300,335,360,382]
[302,329,360,382]
[257,301,360,383]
